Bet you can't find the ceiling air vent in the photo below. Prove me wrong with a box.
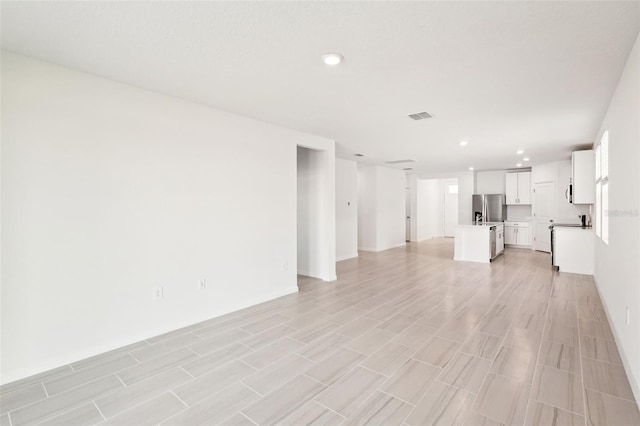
[386,159,416,165]
[408,111,433,120]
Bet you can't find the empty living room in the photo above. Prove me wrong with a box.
[1,1,640,425]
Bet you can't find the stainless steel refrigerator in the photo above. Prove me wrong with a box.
[472,194,507,223]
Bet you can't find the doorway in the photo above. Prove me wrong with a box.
[443,179,459,237]
[297,146,325,279]
[405,187,411,242]
[533,181,555,252]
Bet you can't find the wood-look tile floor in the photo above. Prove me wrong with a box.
[2,239,639,425]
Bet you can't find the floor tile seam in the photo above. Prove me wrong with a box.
[237,380,266,398]
[40,382,49,399]
[376,388,417,408]
[177,345,259,378]
[92,401,106,422]
[406,357,444,371]
[310,397,348,420]
[356,363,391,379]
[90,381,179,421]
[579,387,640,406]
[300,372,332,389]
[42,355,148,397]
[14,374,127,426]
[7,372,126,423]
[529,396,587,417]
[236,412,259,426]
[22,400,99,426]
[168,390,189,409]
[581,384,638,404]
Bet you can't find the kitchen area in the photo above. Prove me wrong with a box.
[454,150,595,274]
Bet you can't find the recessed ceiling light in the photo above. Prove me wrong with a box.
[523,157,530,162]
[459,141,468,147]
[468,167,474,171]
[322,53,343,66]
[516,163,522,167]
[516,149,524,155]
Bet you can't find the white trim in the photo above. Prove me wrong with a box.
[358,242,407,253]
[336,252,359,262]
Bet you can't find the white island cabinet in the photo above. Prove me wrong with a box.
[552,227,594,275]
[454,223,504,263]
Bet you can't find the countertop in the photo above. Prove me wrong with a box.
[457,222,504,229]
[552,226,593,232]
[549,223,592,230]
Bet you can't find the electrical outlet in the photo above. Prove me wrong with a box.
[152,286,163,301]
[199,278,207,290]
[627,307,630,325]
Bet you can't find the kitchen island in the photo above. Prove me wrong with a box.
[454,223,504,263]
[551,225,594,275]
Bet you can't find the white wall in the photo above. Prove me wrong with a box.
[1,52,335,384]
[457,171,475,225]
[357,164,377,251]
[335,158,358,261]
[593,33,640,403]
[357,164,405,252]
[416,179,444,240]
[408,174,418,242]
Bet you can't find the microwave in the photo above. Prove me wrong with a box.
[565,183,573,203]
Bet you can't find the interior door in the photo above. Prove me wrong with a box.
[533,181,555,252]
[444,182,459,237]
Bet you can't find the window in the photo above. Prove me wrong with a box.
[595,131,609,244]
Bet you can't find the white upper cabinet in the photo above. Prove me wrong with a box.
[572,150,595,204]
[517,172,531,204]
[505,171,531,205]
[505,173,518,204]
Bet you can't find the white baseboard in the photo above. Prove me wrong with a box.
[357,246,378,252]
[297,269,321,279]
[359,242,406,253]
[593,275,640,405]
[336,252,358,262]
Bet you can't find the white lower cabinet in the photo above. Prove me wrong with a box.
[504,222,531,246]
[553,228,594,275]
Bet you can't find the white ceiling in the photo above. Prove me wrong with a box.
[2,1,639,174]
